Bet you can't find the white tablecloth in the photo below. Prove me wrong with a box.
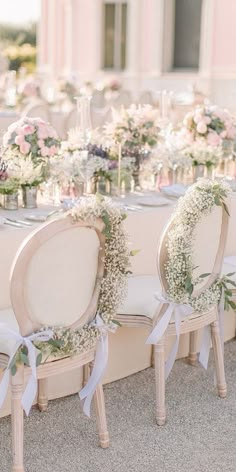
[0,194,235,417]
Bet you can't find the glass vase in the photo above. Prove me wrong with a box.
[192,164,205,182]
[22,186,38,209]
[75,96,92,148]
[3,192,18,210]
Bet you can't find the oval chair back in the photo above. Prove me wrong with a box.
[10,215,105,337]
[21,100,51,123]
[157,191,229,299]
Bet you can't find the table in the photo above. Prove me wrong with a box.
[0,194,235,417]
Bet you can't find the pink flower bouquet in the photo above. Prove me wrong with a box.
[182,105,236,147]
[180,105,236,167]
[3,117,60,163]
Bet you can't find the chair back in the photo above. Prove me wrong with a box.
[139,91,154,106]
[21,100,51,123]
[10,215,105,336]
[157,191,229,298]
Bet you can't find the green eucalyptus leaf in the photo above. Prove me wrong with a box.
[36,352,43,367]
[11,364,17,376]
[228,300,236,310]
[130,249,140,256]
[20,352,30,366]
[111,319,122,327]
[199,273,211,278]
[226,272,236,277]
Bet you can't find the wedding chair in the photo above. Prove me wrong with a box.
[21,99,52,123]
[116,182,229,425]
[139,91,154,105]
[91,91,106,108]
[0,214,109,472]
[112,90,132,108]
[91,105,111,128]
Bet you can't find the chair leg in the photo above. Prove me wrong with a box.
[154,336,166,426]
[211,320,227,398]
[83,363,90,388]
[37,378,48,412]
[11,364,25,472]
[94,383,109,448]
[188,330,198,366]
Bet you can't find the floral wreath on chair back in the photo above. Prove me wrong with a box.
[159,179,236,312]
[0,196,132,415]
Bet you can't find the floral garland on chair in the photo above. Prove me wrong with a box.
[164,179,236,312]
[10,196,132,372]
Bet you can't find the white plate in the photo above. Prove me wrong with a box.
[161,184,187,198]
[137,196,171,207]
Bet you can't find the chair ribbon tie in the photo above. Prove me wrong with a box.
[199,288,225,370]
[0,323,53,415]
[79,314,116,417]
[146,294,193,379]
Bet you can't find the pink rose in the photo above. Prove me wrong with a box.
[15,135,26,146]
[20,141,31,155]
[220,130,227,138]
[196,122,207,134]
[37,126,49,139]
[226,127,236,139]
[207,132,221,146]
[40,146,49,157]
[22,124,35,135]
[193,113,203,124]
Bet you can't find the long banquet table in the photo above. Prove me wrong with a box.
[0,194,235,417]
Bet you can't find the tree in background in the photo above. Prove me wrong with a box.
[0,23,36,72]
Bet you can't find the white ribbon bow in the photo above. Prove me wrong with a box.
[79,314,116,417]
[146,294,193,379]
[0,323,53,416]
[199,288,225,370]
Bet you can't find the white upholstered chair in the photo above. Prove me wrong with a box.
[116,189,229,426]
[21,99,52,123]
[0,214,109,472]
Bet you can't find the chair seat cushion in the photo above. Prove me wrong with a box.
[117,275,160,318]
[0,308,20,356]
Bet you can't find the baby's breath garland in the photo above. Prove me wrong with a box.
[164,179,235,313]
[11,196,132,373]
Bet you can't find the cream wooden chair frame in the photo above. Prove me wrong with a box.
[0,215,109,472]
[116,203,229,426]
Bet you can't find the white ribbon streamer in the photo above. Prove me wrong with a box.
[199,288,225,370]
[0,324,53,416]
[79,314,116,417]
[146,294,193,379]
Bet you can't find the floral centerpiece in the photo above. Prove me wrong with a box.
[180,105,236,178]
[104,104,160,188]
[0,157,19,209]
[54,128,114,196]
[2,117,60,207]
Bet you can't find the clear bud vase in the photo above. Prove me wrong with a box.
[75,96,92,148]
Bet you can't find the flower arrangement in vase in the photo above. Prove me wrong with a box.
[2,117,60,207]
[104,104,160,188]
[180,105,236,179]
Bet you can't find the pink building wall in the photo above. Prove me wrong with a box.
[212,0,236,71]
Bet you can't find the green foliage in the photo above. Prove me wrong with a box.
[0,23,36,46]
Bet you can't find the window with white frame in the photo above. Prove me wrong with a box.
[103,1,127,70]
[163,0,203,72]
